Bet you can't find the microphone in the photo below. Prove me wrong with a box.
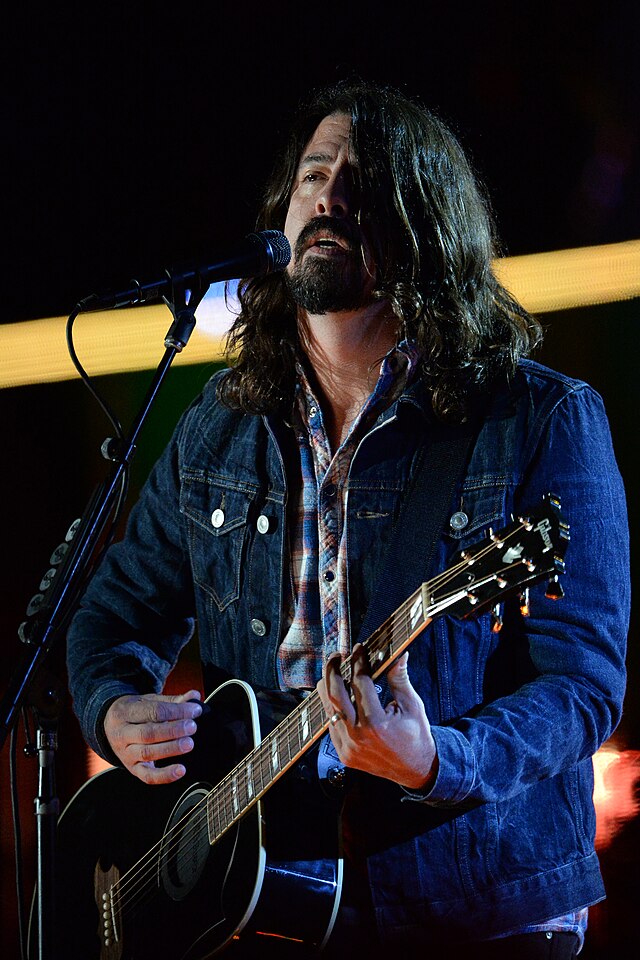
[83,230,291,310]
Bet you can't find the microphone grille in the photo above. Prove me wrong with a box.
[258,230,291,272]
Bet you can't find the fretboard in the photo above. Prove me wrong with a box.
[204,581,432,845]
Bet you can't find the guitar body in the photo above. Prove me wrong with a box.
[48,680,343,959]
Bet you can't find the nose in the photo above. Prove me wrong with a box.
[315,170,349,218]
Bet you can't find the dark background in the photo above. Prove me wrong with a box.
[1,2,639,956]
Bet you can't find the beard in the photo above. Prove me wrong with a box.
[286,216,371,314]
[287,255,369,313]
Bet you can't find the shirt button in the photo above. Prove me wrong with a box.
[449,510,469,532]
[309,406,318,418]
[256,515,271,534]
[323,570,335,583]
[324,483,337,498]
[211,509,225,528]
[250,618,267,636]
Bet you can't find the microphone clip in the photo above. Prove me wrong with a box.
[163,270,208,351]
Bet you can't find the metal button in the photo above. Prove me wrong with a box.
[256,515,270,534]
[327,766,346,787]
[65,518,81,542]
[39,568,57,592]
[26,594,45,617]
[449,510,469,531]
[250,618,267,637]
[211,509,225,528]
[50,543,68,565]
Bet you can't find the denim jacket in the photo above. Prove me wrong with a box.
[67,358,629,942]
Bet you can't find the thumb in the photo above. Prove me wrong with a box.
[173,689,202,702]
[386,652,421,707]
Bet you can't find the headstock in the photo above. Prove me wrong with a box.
[428,493,570,621]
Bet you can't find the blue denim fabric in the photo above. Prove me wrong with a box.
[66,358,629,941]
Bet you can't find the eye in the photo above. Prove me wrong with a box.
[302,172,321,183]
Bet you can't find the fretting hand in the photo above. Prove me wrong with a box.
[317,645,438,791]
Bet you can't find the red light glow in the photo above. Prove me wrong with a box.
[592,746,640,850]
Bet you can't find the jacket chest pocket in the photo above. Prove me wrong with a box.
[444,479,507,549]
[180,479,253,611]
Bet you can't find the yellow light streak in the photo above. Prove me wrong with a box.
[1,240,638,389]
[0,303,229,389]
[493,239,640,313]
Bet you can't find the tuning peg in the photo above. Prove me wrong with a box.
[519,588,530,617]
[491,604,503,633]
[545,575,565,600]
[517,516,534,532]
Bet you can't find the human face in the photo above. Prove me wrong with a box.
[284,113,374,314]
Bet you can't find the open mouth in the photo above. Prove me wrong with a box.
[307,235,350,254]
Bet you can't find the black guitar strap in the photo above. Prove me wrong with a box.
[316,416,478,782]
[354,417,478,650]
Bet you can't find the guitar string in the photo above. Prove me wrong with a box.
[104,522,544,924]
[109,690,334,923]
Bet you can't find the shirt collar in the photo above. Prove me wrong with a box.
[294,339,420,421]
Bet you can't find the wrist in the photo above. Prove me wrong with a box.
[401,751,439,794]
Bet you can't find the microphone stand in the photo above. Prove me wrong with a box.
[0,281,207,960]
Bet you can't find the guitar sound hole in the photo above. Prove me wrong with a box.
[159,785,210,901]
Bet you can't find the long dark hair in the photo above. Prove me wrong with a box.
[218,80,542,422]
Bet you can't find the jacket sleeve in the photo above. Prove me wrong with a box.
[66,404,198,762]
[423,382,630,807]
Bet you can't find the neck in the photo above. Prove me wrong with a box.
[298,301,399,449]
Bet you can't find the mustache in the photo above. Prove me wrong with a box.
[294,216,360,259]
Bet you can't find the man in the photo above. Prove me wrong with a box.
[67,82,629,958]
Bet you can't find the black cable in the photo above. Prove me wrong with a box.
[66,303,125,443]
[65,301,131,573]
[10,720,28,960]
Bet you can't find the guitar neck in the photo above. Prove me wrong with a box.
[205,581,433,846]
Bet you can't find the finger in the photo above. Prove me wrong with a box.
[131,760,189,785]
[349,644,385,722]
[387,652,410,686]
[174,689,203,703]
[126,731,196,766]
[386,652,421,710]
[322,653,356,720]
[126,715,199,747]
[112,693,203,725]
